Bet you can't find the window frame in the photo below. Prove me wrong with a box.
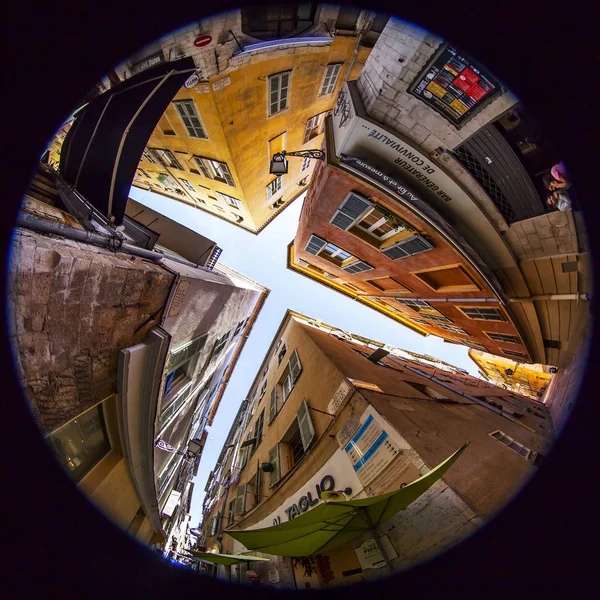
[193,155,235,187]
[412,264,481,293]
[278,348,302,404]
[267,176,283,199]
[319,63,343,96]
[484,331,520,344]
[149,148,184,170]
[268,70,292,117]
[502,348,527,358]
[216,191,242,210]
[173,99,208,139]
[458,306,507,322]
[303,111,328,144]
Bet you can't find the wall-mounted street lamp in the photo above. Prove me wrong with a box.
[269,149,326,175]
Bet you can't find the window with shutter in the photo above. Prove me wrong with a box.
[381,234,434,260]
[240,434,250,469]
[254,410,265,447]
[305,235,327,255]
[289,349,302,381]
[268,387,278,424]
[234,485,246,515]
[173,99,208,139]
[330,193,373,230]
[319,63,342,96]
[296,399,316,452]
[268,71,291,115]
[268,445,280,488]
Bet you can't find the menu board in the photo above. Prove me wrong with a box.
[408,44,501,127]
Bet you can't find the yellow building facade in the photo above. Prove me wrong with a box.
[468,349,553,400]
[132,36,371,233]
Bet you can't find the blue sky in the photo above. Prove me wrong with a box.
[129,186,481,528]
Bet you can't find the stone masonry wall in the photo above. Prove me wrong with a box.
[8,228,176,433]
[356,18,518,153]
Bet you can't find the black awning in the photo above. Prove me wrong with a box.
[59,57,196,225]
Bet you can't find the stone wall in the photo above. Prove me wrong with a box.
[356,18,518,153]
[8,228,176,433]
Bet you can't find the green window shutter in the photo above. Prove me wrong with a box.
[297,398,316,452]
[234,485,245,516]
[268,445,280,488]
[289,349,302,381]
[268,387,278,424]
[255,469,261,505]
[254,410,265,446]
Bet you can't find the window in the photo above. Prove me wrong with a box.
[502,349,527,358]
[173,99,208,139]
[234,319,246,337]
[233,485,246,516]
[277,343,287,366]
[267,176,283,199]
[395,299,432,309]
[216,192,242,210]
[281,399,316,474]
[459,307,506,322]
[489,430,535,461]
[268,71,291,116]
[486,332,520,344]
[301,156,311,171]
[193,156,235,186]
[47,404,111,484]
[437,323,469,335]
[267,445,280,488]
[253,410,265,449]
[299,176,309,187]
[279,349,302,402]
[319,64,342,96]
[381,235,434,260]
[178,178,196,193]
[138,168,150,178]
[303,112,327,144]
[150,148,184,170]
[330,192,373,231]
[421,313,452,323]
[143,149,157,164]
[463,340,489,352]
[211,331,231,359]
[259,380,268,400]
[304,235,373,273]
[268,387,278,424]
[413,265,480,292]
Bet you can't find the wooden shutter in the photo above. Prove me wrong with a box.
[240,434,250,469]
[268,387,278,424]
[254,410,264,445]
[330,193,372,230]
[268,445,280,488]
[381,234,434,260]
[297,398,316,452]
[305,234,327,255]
[289,349,302,382]
[255,469,261,505]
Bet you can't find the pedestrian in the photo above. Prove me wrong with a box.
[551,161,570,188]
[546,190,572,211]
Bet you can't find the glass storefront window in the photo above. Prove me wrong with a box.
[47,404,111,483]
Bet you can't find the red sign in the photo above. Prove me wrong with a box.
[194,35,212,48]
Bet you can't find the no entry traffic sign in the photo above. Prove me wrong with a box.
[194,35,212,48]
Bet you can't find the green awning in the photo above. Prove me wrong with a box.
[226,441,469,557]
[185,551,271,566]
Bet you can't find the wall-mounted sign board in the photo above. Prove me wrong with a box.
[408,44,502,128]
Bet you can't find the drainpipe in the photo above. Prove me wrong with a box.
[343,32,363,86]
[15,212,214,272]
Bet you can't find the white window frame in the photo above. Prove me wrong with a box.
[489,430,534,460]
[319,63,343,96]
[150,148,184,170]
[143,149,157,164]
[216,191,242,210]
[279,349,302,403]
[486,332,520,344]
[460,307,506,322]
[301,156,311,171]
[303,112,327,144]
[173,99,208,139]
[178,178,196,193]
[268,71,291,116]
[267,176,283,199]
[193,156,235,187]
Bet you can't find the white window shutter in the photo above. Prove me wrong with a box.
[234,485,245,515]
[297,398,316,452]
[305,234,327,255]
[268,387,277,424]
[342,260,374,274]
[330,193,373,230]
[268,445,280,488]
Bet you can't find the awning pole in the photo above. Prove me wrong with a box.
[362,510,393,572]
[107,69,177,221]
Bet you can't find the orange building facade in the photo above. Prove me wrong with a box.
[289,121,533,362]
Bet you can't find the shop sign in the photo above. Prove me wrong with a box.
[212,76,231,91]
[195,84,210,94]
[344,415,401,487]
[327,380,352,415]
[355,535,398,570]
[268,568,280,584]
[184,73,200,88]
[168,280,190,317]
[408,44,502,128]
[279,475,336,523]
